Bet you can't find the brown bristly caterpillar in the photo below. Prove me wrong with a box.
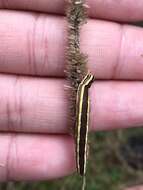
[65,0,89,120]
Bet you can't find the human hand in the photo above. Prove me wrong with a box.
[1,1,143,189]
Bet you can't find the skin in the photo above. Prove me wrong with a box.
[0,1,143,189]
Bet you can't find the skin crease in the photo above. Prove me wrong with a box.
[0,1,143,189]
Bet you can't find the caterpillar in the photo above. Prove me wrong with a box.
[66,1,94,189]
[76,73,94,190]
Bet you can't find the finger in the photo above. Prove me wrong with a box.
[0,133,75,181]
[0,75,69,133]
[0,11,65,77]
[90,81,143,131]
[1,11,143,80]
[0,0,143,21]
[1,74,143,133]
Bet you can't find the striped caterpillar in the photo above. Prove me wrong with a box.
[66,1,94,190]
